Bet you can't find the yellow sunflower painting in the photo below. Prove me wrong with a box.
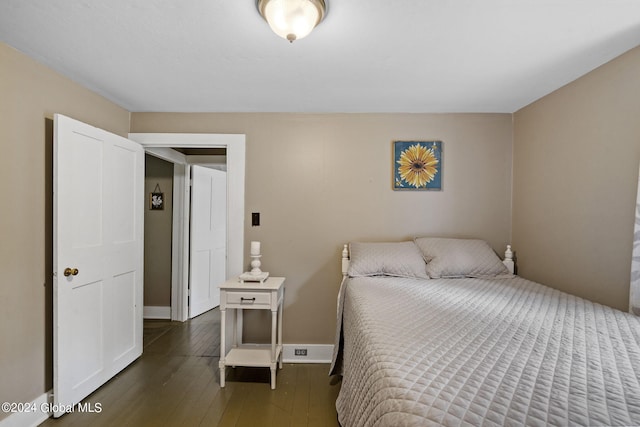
[393,141,442,190]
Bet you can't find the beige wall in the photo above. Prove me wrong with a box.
[144,155,173,308]
[131,112,513,343]
[513,46,640,311]
[0,42,130,420]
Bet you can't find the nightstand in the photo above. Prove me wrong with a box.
[218,276,285,389]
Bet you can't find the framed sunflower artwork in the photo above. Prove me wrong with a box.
[393,141,442,191]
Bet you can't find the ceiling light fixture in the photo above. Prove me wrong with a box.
[257,0,327,43]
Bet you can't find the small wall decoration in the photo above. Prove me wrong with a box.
[393,140,442,191]
[150,183,164,210]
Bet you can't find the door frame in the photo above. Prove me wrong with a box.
[129,133,245,321]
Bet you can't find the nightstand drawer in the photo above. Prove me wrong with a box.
[225,291,271,307]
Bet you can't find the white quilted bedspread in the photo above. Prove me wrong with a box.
[330,276,640,427]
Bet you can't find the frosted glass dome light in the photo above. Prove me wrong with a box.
[257,0,327,43]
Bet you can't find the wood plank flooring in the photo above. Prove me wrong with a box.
[40,308,341,427]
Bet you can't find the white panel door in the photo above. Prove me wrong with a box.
[53,114,144,417]
[189,165,226,318]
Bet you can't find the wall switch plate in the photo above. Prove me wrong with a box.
[294,348,307,356]
[252,212,260,226]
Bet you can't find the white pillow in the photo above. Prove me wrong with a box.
[348,242,429,279]
[414,237,509,279]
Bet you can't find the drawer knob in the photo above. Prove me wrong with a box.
[240,297,256,303]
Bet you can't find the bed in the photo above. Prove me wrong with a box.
[329,238,640,427]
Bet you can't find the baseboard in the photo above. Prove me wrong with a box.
[0,390,51,427]
[282,344,334,363]
[143,306,171,319]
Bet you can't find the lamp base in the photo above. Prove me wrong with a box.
[239,272,270,283]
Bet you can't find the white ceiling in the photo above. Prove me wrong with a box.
[1,0,640,113]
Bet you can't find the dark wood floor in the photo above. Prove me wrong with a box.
[40,308,341,426]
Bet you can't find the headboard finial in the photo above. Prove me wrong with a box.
[342,244,349,277]
[503,244,515,274]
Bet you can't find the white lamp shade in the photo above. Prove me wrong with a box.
[260,0,325,42]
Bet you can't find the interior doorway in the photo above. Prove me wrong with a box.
[143,154,174,319]
[143,151,228,320]
[129,133,246,322]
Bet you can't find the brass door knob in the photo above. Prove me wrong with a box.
[63,268,79,277]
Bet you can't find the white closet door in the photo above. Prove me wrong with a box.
[189,165,226,318]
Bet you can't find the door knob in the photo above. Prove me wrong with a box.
[63,268,79,277]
